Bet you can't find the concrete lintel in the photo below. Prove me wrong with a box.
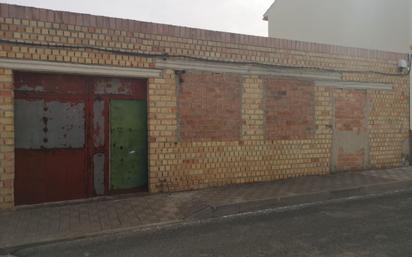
[0,58,162,78]
[316,80,393,91]
[156,59,342,81]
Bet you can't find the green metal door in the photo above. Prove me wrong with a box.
[110,100,148,190]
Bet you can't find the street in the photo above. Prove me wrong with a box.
[13,191,412,257]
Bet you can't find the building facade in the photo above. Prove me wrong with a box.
[0,4,410,208]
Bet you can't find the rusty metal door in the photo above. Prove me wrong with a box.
[14,73,148,204]
[14,72,89,205]
[331,89,369,173]
[110,100,148,190]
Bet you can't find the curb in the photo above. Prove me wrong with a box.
[2,180,412,255]
[192,180,412,219]
[0,220,183,256]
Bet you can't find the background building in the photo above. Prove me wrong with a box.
[264,0,411,53]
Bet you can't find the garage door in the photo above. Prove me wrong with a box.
[14,72,148,205]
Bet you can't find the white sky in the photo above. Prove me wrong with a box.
[0,0,273,36]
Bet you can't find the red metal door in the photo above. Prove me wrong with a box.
[14,72,89,205]
[14,73,148,205]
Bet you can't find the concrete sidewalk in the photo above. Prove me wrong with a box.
[1,167,412,251]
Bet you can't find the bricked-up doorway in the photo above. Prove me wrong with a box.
[332,89,369,172]
[13,72,147,205]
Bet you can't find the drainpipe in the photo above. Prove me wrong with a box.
[409,42,412,165]
[409,0,412,166]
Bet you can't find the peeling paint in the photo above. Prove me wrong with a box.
[93,100,105,147]
[14,72,147,204]
[15,99,85,149]
[15,100,44,148]
[94,79,130,95]
[15,84,45,92]
[93,153,105,195]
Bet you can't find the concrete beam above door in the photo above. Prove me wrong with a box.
[0,58,162,78]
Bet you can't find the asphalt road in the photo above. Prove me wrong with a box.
[13,191,412,257]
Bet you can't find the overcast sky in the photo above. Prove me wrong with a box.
[1,0,274,36]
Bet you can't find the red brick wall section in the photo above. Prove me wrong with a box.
[178,72,242,141]
[335,90,367,134]
[265,79,316,140]
[336,149,366,171]
[0,68,14,208]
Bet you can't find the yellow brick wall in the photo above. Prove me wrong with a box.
[364,76,410,168]
[242,76,264,141]
[0,68,14,208]
[148,69,178,192]
[147,74,333,192]
[0,4,410,205]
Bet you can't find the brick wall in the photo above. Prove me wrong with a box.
[242,76,264,141]
[0,4,410,206]
[335,89,367,133]
[0,68,14,208]
[147,70,178,192]
[265,79,316,140]
[367,78,410,168]
[178,71,242,141]
[149,78,333,192]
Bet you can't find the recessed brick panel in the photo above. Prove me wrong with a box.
[336,149,366,171]
[178,72,242,141]
[265,79,316,140]
[335,90,367,133]
[334,89,368,171]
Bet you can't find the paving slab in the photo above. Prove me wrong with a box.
[1,167,412,252]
